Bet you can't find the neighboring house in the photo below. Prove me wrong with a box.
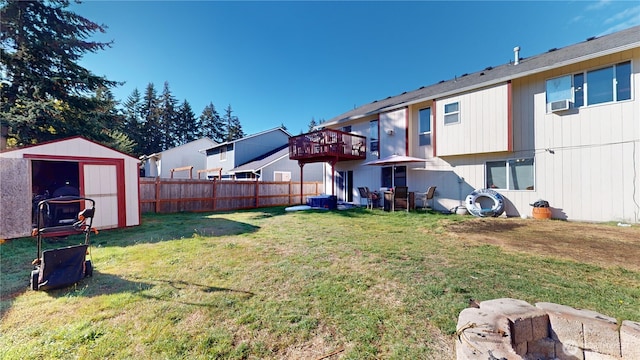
[229,145,324,182]
[140,137,216,178]
[302,25,640,223]
[204,127,292,179]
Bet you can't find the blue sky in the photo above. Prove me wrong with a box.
[73,1,640,136]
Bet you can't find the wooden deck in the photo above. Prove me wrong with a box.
[288,129,367,164]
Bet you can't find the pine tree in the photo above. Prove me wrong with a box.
[157,81,178,149]
[308,117,318,132]
[223,104,244,141]
[176,100,198,144]
[140,83,161,155]
[0,0,118,147]
[199,102,225,143]
[122,88,143,155]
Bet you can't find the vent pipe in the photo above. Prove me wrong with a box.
[513,46,520,65]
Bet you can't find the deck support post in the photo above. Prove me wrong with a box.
[298,162,305,204]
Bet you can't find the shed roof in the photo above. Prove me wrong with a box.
[0,136,139,160]
[322,25,640,127]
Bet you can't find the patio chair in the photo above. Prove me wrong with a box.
[422,186,437,210]
[358,187,378,209]
[393,186,409,212]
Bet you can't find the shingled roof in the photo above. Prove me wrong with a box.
[322,25,640,127]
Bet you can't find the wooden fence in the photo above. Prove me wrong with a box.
[139,178,323,213]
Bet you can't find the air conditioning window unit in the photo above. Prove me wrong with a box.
[549,99,571,112]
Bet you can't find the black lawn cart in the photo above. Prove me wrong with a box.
[30,196,97,291]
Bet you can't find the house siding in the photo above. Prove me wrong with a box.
[436,83,510,156]
[379,108,407,157]
[321,31,640,222]
[524,49,640,222]
[157,138,214,179]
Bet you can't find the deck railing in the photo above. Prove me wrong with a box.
[288,129,367,162]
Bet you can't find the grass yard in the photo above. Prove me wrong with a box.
[1,208,639,359]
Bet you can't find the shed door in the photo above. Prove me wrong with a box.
[82,164,118,229]
[0,158,32,239]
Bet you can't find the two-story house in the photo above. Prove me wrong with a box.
[293,25,639,223]
[140,137,216,178]
[204,127,294,180]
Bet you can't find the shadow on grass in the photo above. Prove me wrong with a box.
[137,278,255,306]
[92,215,261,248]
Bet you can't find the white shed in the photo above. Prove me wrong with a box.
[0,136,141,239]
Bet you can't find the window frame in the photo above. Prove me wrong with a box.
[418,107,431,146]
[219,147,227,161]
[274,171,291,182]
[369,120,379,155]
[443,101,460,125]
[545,60,632,112]
[485,158,535,191]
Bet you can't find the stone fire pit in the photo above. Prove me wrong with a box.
[456,298,639,359]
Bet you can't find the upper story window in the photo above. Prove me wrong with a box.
[341,125,352,133]
[444,102,460,125]
[418,107,431,146]
[369,120,379,155]
[220,147,227,161]
[546,61,631,112]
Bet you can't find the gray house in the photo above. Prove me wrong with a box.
[203,127,292,180]
[230,145,323,182]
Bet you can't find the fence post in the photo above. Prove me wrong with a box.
[254,178,259,208]
[212,179,216,211]
[155,177,161,213]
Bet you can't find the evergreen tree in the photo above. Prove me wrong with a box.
[176,100,198,144]
[308,117,318,132]
[122,88,143,155]
[199,102,225,143]
[157,81,178,149]
[0,0,118,147]
[139,83,161,155]
[223,104,244,141]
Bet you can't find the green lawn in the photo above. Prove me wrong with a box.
[1,208,638,359]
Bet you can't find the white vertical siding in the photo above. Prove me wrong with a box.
[436,83,510,156]
[520,50,640,222]
[379,108,407,157]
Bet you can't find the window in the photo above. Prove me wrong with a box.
[444,102,459,124]
[381,166,406,188]
[341,125,352,133]
[220,147,226,161]
[418,107,431,146]
[274,171,291,181]
[545,61,631,111]
[369,120,379,154]
[486,158,534,190]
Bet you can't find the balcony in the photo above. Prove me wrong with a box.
[289,129,367,164]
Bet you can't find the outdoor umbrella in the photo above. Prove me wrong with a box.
[363,154,427,188]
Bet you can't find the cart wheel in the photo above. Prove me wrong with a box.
[30,270,39,291]
[85,260,93,277]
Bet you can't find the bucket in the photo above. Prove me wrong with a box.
[532,207,552,219]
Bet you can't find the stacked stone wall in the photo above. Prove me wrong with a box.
[456,298,639,360]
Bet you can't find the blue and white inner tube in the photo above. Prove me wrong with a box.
[465,189,505,217]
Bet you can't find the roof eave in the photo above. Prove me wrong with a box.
[321,41,640,128]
